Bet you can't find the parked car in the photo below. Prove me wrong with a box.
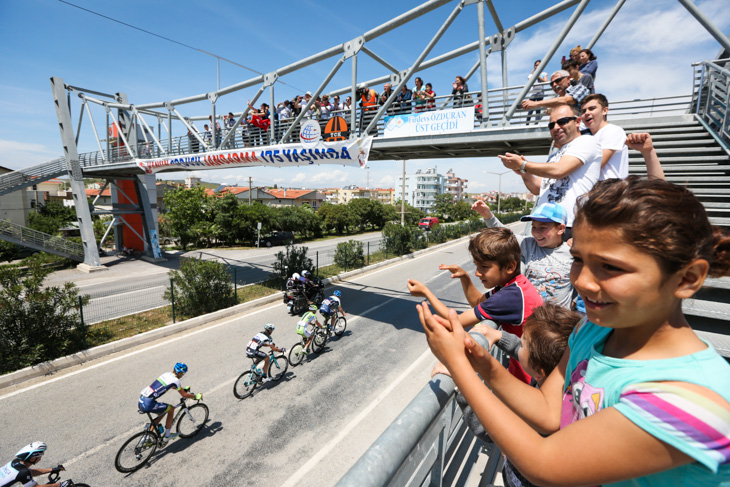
[160,236,180,246]
[418,217,440,230]
[258,231,295,247]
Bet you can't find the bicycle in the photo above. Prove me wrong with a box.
[47,469,90,487]
[114,388,209,473]
[233,350,289,399]
[288,325,324,366]
[311,311,347,353]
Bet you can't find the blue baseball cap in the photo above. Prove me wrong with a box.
[520,203,567,224]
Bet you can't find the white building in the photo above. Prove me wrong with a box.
[445,168,468,201]
[395,167,446,212]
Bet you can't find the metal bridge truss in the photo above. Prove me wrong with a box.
[2,0,730,269]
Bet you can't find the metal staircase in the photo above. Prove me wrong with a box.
[618,114,730,228]
[0,157,67,198]
[0,219,84,262]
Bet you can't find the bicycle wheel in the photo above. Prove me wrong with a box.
[288,342,305,367]
[269,354,289,381]
[334,316,347,336]
[115,430,157,473]
[233,371,257,399]
[311,329,326,354]
[73,484,91,487]
[176,403,209,438]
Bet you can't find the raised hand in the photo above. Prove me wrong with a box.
[438,264,468,279]
[625,132,653,153]
[407,279,429,297]
[470,200,492,219]
[418,303,469,369]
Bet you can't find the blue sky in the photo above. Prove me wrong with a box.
[1,0,728,194]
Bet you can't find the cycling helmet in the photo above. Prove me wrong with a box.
[264,323,275,332]
[333,290,342,297]
[308,304,318,312]
[302,270,310,278]
[16,442,47,462]
[292,273,301,280]
[174,363,188,375]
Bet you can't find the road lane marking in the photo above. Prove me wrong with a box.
[280,347,434,487]
[0,238,467,402]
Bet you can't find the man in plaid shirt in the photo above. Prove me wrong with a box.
[521,69,590,112]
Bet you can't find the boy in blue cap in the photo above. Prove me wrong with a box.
[465,200,574,309]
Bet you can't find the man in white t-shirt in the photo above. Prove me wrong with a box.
[580,94,628,180]
[498,104,601,238]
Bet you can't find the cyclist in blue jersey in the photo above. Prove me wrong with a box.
[246,324,285,382]
[0,442,68,487]
[297,305,324,353]
[138,363,201,445]
[319,290,347,330]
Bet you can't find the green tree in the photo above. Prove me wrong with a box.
[0,240,20,263]
[318,203,353,234]
[162,186,209,250]
[0,260,87,374]
[238,202,274,244]
[164,258,234,317]
[211,192,239,246]
[451,200,474,221]
[382,222,420,255]
[27,200,76,235]
[432,193,456,221]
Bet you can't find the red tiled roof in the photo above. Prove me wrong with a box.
[85,188,111,197]
[220,187,250,195]
[266,189,316,199]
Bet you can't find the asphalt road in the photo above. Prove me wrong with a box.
[43,232,384,324]
[0,236,481,486]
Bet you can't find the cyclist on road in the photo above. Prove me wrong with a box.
[319,290,347,330]
[138,363,201,446]
[246,324,285,383]
[0,442,69,487]
[297,305,324,353]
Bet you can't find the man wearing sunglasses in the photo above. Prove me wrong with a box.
[498,104,601,239]
[521,69,591,112]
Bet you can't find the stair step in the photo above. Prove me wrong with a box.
[704,277,730,290]
[653,139,717,147]
[683,299,730,321]
[709,217,730,226]
[629,156,729,163]
[695,330,730,358]
[704,203,730,209]
[650,133,712,140]
[649,147,727,155]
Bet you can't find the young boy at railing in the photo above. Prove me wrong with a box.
[408,227,543,384]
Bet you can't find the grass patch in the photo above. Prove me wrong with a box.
[87,306,174,347]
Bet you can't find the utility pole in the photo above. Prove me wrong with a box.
[401,160,406,226]
[248,176,252,205]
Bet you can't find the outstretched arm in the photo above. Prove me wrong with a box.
[438,264,483,307]
[407,280,479,327]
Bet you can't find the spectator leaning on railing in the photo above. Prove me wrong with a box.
[562,59,594,95]
[521,70,591,113]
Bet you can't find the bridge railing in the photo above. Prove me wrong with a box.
[337,331,504,487]
[75,86,692,167]
[693,59,730,147]
[0,219,84,262]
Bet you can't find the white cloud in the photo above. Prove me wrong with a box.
[0,139,60,169]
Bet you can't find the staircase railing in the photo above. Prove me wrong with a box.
[0,219,84,262]
[0,158,67,197]
[693,59,730,147]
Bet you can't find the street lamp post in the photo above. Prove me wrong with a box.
[484,171,511,214]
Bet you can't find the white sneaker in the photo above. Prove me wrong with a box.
[263,377,273,383]
[160,433,178,446]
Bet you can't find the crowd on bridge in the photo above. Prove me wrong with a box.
[404,43,730,487]
[180,44,602,151]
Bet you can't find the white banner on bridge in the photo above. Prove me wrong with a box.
[383,107,475,138]
[136,136,373,174]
